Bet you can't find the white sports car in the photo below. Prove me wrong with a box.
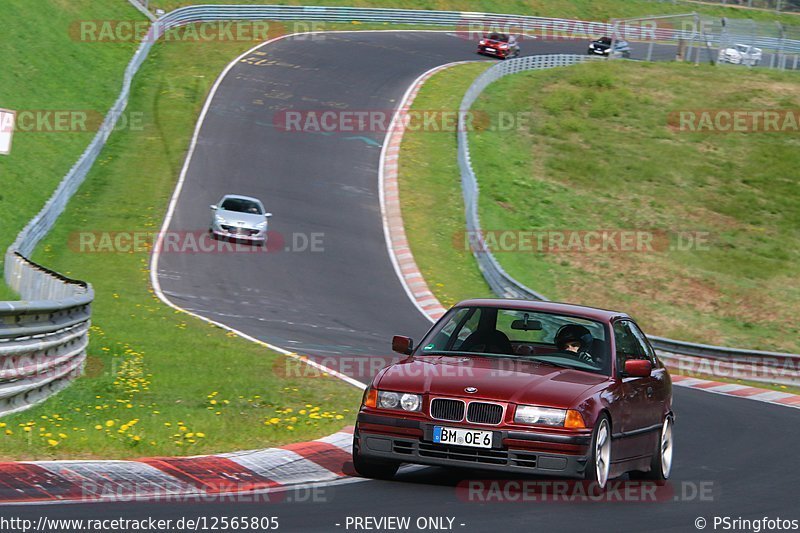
[209,194,272,245]
[718,44,762,66]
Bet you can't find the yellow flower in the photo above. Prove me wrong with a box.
[59,433,68,439]
[47,439,59,447]
[286,426,294,431]
[105,420,115,427]
[4,430,12,436]
[23,427,31,433]
[0,423,6,428]
[186,433,195,438]
[132,436,141,442]
[196,432,206,438]
[179,426,188,433]
[335,415,344,420]
[94,425,103,430]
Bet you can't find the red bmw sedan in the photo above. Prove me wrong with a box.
[353,299,674,490]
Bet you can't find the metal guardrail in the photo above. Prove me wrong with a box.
[1,253,92,416]
[456,54,800,385]
[4,4,798,417]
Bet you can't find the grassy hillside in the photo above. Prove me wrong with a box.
[154,0,800,25]
[399,60,800,353]
[0,0,142,299]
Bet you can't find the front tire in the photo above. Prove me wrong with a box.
[585,414,612,491]
[352,433,400,480]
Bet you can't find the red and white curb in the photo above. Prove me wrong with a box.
[670,375,800,409]
[0,428,355,504]
[376,61,800,412]
[379,62,476,323]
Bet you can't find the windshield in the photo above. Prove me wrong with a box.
[487,33,509,42]
[220,198,263,214]
[735,44,749,53]
[416,306,612,376]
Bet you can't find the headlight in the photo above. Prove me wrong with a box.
[377,391,422,412]
[215,215,224,223]
[400,393,421,412]
[479,40,486,45]
[499,44,509,49]
[257,220,268,228]
[514,405,567,426]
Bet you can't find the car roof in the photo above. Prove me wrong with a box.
[453,298,630,322]
[221,194,263,204]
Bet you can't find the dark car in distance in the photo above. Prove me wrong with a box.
[588,36,632,58]
[477,33,520,59]
[353,299,674,490]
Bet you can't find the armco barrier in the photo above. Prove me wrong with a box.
[1,253,92,417]
[456,54,800,385]
[4,6,799,418]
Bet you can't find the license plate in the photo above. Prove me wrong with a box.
[433,426,493,448]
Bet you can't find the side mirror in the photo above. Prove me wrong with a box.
[209,204,217,210]
[392,335,413,355]
[624,359,652,378]
[265,213,273,218]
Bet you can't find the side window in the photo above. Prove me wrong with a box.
[613,320,650,371]
[628,322,657,365]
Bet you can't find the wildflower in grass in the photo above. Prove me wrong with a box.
[196,433,205,438]
[287,426,294,431]
[23,427,31,433]
[106,420,115,427]
[4,430,12,436]
[0,423,5,428]
[48,440,59,447]
[94,425,103,430]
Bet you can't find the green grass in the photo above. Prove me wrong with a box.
[398,60,800,354]
[398,63,494,308]
[154,0,800,25]
[0,25,363,460]
[0,0,142,300]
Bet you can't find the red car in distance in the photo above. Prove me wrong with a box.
[476,33,520,59]
[353,299,674,490]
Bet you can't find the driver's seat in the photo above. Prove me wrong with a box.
[460,329,513,355]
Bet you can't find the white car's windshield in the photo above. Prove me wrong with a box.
[221,198,263,214]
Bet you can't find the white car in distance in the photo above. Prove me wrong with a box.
[718,43,763,66]
[209,194,272,245]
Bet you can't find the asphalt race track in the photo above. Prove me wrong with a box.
[7,32,798,531]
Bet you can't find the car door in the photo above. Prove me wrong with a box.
[612,320,659,460]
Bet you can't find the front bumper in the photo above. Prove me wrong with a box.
[477,46,510,58]
[210,223,266,242]
[356,412,590,478]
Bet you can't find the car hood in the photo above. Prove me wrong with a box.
[376,355,608,408]
[216,210,264,227]
[482,39,508,47]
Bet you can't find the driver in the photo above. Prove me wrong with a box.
[554,324,594,363]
